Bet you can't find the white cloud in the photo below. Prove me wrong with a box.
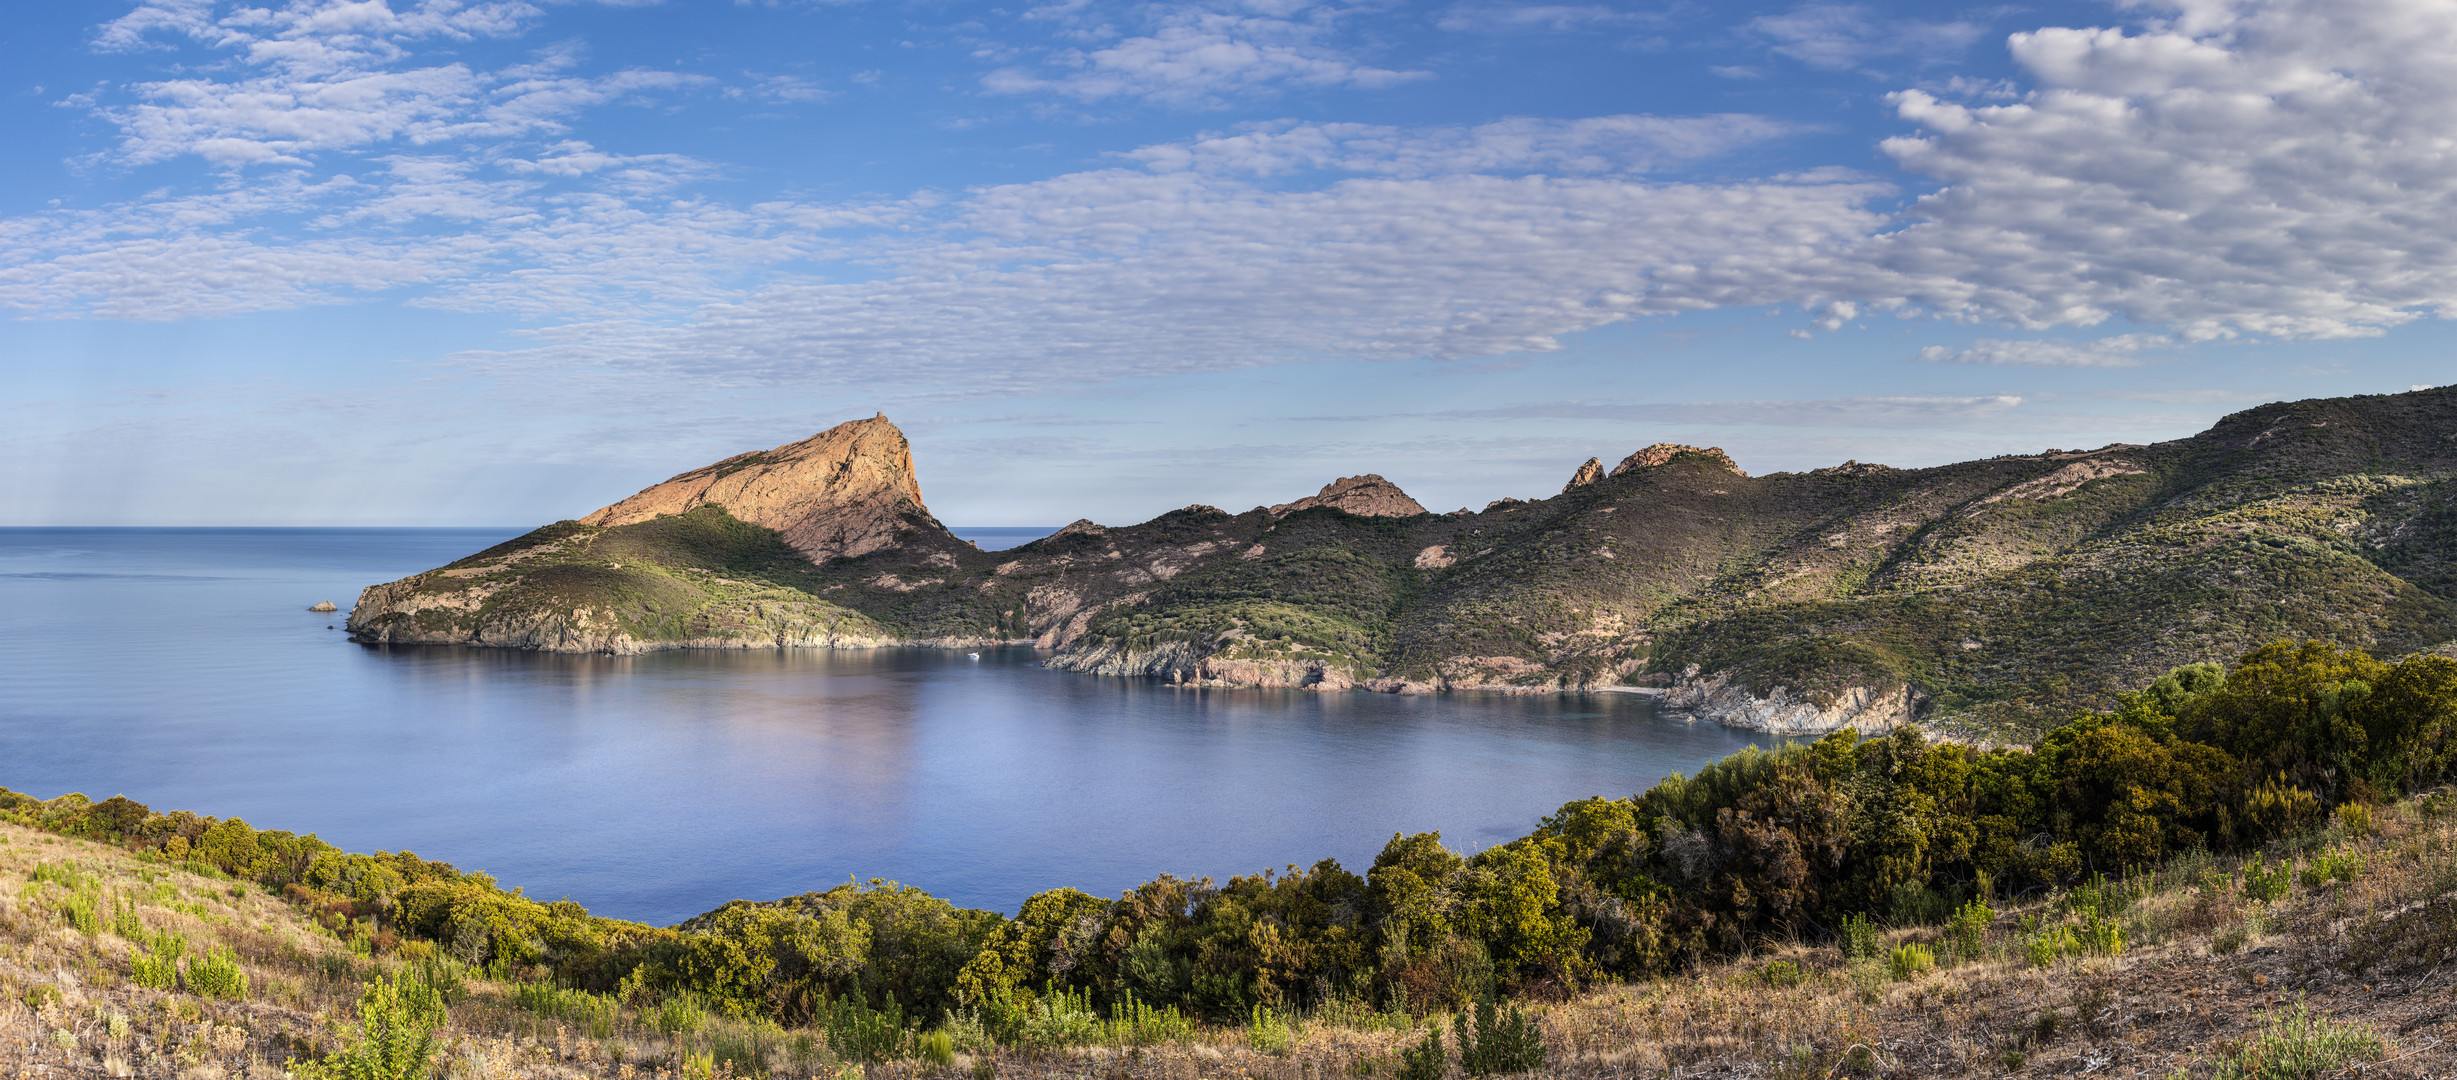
[1419,394,2030,428]
[453,164,1888,386]
[1747,3,1985,73]
[2092,388,2279,404]
[725,73,833,104]
[1867,0,2457,340]
[1913,333,2172,367]
[87,1,708,168]
[1120,114,1802,177]
[982,3,1426,106]
[1434,3,1651,34]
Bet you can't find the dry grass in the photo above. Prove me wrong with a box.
[6,801,2457,1079]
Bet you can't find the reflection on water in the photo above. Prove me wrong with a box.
[0,528,1770,924]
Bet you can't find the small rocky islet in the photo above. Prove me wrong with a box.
[346,388,2457,741]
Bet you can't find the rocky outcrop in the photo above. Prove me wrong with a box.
[1809,459,1896,477]
[1611,443,1748,478]
[1979,457,2146,505]
[307,601,338,612]
[1661,666,1923,735]
[1044,640,1361,690]
[1269,475,1428,518]
[1563,458,1604,492]
[580,414,936,564]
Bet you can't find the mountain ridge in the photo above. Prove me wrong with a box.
[346,387,2457,740]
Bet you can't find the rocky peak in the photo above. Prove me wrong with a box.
[1053,519,1108,538]
[578,413,937,564]
[1610,443,1748,478]
[1563,457,1604,492]
[1269,474,1429,518]
[1810,459,1898,477]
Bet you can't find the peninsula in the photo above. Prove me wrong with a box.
[349,388,2457,739]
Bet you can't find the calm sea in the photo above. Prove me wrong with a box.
[0,527,1767,925]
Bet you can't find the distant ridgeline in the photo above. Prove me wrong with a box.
[9,641,2455,1029]
[346,388,2457,739]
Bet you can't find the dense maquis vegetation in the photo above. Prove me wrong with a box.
[6,639,2454,1051]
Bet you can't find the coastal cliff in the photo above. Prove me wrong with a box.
[350,388,2457,738]
[578,414,934,564]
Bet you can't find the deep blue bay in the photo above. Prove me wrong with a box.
[0,527,1770,925]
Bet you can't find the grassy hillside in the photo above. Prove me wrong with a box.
[351,387,2457,737]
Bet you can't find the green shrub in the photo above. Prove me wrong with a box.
[513,980,617,1040]
[60,887,100,936]
[131,949,179,990]
[2077,907,2126,957]
[707,1025,781,1078]
[1397,1027,1446,1080]
[2026,924,2081,967]
[187,947,249,1000]
[1247,1003,1297,1056]
[1887,944,1935,980]
[2299,850,2364,889]
[2242,853,2293,903]
[1106,989,1196,1045]
[293,972,447,1080]
[651,993,710,1036]
[1840,912,1881,961]
[1453,998,1544,1076]
[2066,873,2142,919]
[2335,803,2373,837]
[818,990,909,1062]
[1948,897,1994,959]
[412,956,466,1006]
[1755,960,1805,988]
[2212,1002,2386,1080]
[111,897,145,941]
[918,1029,956,1068]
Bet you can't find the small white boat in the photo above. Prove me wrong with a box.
[968,652,980,660]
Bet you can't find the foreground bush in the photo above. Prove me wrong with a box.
[2213,1002,2386,1080]
[295,972,448,1080]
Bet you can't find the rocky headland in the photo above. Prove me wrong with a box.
[348,388,2457,739]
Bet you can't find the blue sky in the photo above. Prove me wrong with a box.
[2,0,2450,526]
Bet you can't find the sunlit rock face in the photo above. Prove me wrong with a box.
[580,413,936,564]
[1267,475,1429,518]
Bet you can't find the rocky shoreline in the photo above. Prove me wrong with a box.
[349,598,1924,736]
